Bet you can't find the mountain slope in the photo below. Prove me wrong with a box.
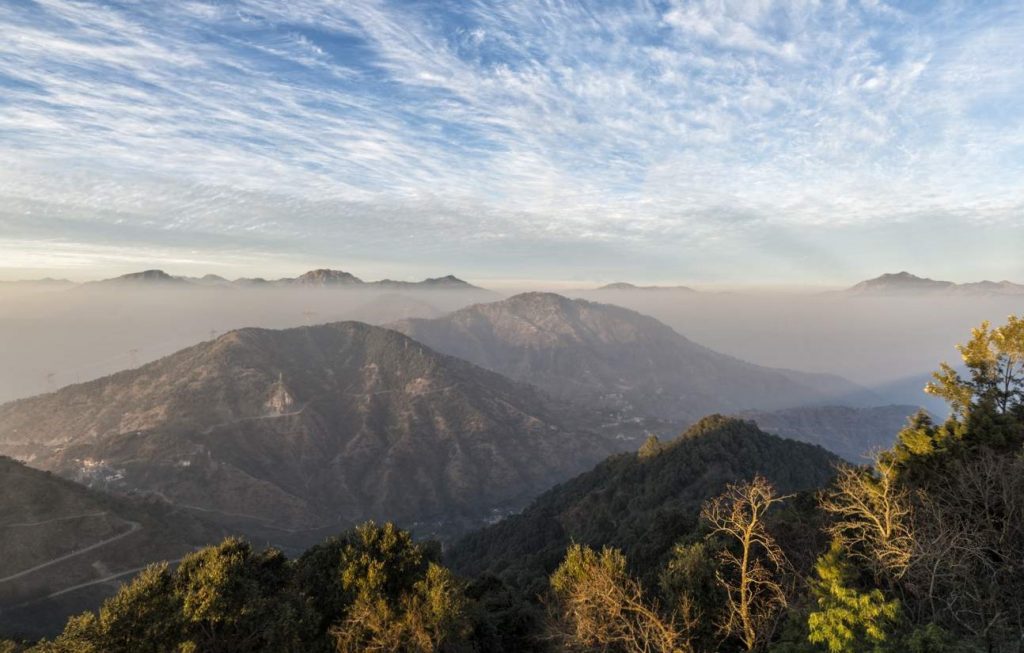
[391,293,857,422]
[0,322,614,541]
[447,415,838,584]
[0,456,219,637]
[737,404,920,463]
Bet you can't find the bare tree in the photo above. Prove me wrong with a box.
[549,544,695,653]
[910,451,1024,649]
[701,476,791,651]
[819,460,914,580]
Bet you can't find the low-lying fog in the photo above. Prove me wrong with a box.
[0,285,489,403]
[570,289,1022,413]
[1,283,1018,413]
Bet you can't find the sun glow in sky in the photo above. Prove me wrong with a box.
[1,0,1022,285]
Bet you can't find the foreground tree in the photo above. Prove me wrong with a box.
[806,540,900,653]
[890,315,1024,475]
[326,522,470,653]
[927,315,1024,421]
[908,450,1024,648]
[817,461,914,581]
[701,476,791,651]
[33,564,182,653]
[659,540,725,650]
[818,315,1024,652]
[174,538,308,652]
[29,524,468,653]
[549,544,693,653]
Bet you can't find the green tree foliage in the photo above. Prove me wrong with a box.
[659,540,725,649]
[28,524,470,653]
[928,316,1024,419]
[174,538,307,652]
[806,540,899,653]
[33,542,312,653]
[30,564,180,653]
[638,434,664,458]
[821,315,1024,652]
[316,522,470,653]
[890,315,1024,474]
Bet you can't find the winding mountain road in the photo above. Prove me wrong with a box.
[0,519,142,584]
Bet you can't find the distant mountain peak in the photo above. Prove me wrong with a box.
[392,292,857,422]
[291,269,364,285]
[855,271,947,286]
[92,269,185,285]
[595,282,696,292]
[0,319,612,540]
[419,274,474,287]
[847,272,1024,295]
[502,290,577,307]
[374,275,486,291]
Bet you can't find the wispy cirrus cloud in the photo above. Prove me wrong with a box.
[0,0,1022,283]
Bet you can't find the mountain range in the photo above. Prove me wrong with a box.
[392,292,867,423]
[0,289,939,639]
[845,271,1024,295]
[73,268,490,291]
[0,321,615,544]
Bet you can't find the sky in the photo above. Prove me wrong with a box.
[1,0,1023,287]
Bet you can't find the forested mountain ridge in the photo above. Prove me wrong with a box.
[446,415,838,586]
[0,321,615,542]
[392,292,864,422]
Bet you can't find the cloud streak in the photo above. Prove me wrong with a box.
[0,0,1022,283]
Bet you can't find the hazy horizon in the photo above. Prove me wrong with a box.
[2,266,1022,292]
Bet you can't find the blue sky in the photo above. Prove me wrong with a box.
[1,0,1022,286]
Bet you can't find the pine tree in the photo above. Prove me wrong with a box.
[806,540,899,653]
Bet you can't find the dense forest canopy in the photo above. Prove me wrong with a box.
[3,314,1023,652]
